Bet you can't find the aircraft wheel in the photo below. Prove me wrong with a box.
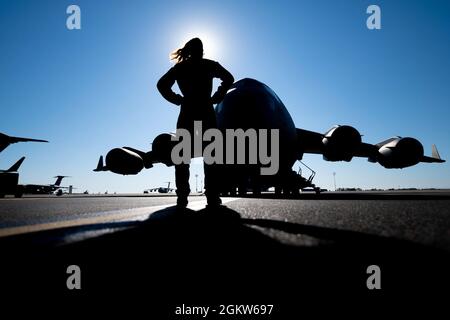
[15,186,24,198]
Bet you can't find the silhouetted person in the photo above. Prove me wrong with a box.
[157,38,234,208]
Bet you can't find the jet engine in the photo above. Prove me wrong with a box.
[151,133,177,165]
[105,148,144,175]
[377,137,424,168]
[322,125,362,161]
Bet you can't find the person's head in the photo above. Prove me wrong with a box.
[171,38,203,63]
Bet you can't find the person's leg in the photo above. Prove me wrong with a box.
[175,164,190,207]
[204,162,221,206]
[201,114,222,206]
[174,119,193,208]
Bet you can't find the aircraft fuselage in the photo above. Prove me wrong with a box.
[214,78,301,193]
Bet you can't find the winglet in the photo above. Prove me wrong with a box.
[431,144,441,160]
[421,145,445,163]
[7,157,26,172]
[93,155,107,172]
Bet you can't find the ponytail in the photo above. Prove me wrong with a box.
[170,48,188,63]
[170,38,203,63]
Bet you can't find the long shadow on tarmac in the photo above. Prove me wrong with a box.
[225,190,450,200]
[1,205,448,314]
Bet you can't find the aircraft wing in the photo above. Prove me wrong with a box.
[93,125,445,175]
[295,128,324,155]
[94,133,177,175]
[0,133,48,153]
[296,127,378,158]
[297,126,445,168]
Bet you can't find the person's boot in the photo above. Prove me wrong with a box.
[206,195,222,208]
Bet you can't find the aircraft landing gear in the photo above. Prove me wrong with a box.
[14,185,23,198]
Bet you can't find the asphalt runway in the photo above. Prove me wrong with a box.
[0,191,449,315]
[1,191,449,251]
[0,194,202,232]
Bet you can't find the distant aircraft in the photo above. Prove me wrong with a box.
[0,132,48,153]
[0,157,26,197]
[144,182,175,194]
[22,176,70,195]
[94,78,445,195]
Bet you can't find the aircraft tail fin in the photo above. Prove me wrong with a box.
[7,157,25,172]
[421,144,445,163]
[53,175,69,186]
[93,156,107,172]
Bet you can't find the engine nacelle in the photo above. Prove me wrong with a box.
[322,125,361,161]
[152,133,177,165]
[377,137,424,168]
[105,148,144,175]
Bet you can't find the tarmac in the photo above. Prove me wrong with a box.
[0,190,448,316]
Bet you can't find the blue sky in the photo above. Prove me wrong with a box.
[0,0,449,193]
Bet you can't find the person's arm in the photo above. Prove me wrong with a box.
[211,62,234,104]
[157,67,183,106]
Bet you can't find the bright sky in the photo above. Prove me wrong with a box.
[1,0,449,193]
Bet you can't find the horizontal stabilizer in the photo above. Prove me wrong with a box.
[8,157,25,172]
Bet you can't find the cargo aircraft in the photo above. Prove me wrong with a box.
[94,78,444,195]
[0,132,48,197]
[144,182,175,194]
[22,176,70,195]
